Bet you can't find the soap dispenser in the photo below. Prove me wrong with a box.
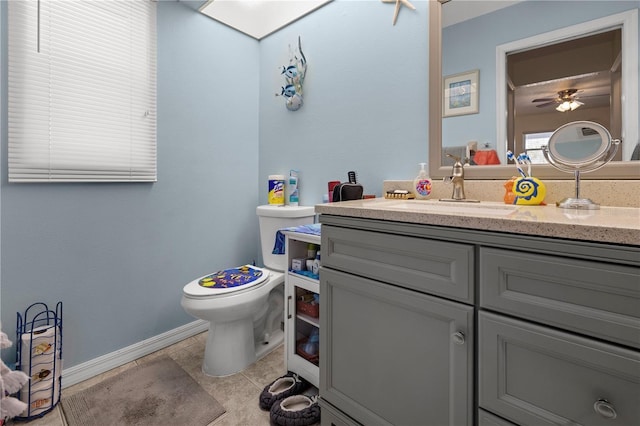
[413,163,432,199]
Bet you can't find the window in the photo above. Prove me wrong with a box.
[8,0,157,182]
[523,131,553,164]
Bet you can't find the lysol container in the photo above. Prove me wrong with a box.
[268,175,285,205]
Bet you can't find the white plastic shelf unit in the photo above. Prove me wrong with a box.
[283,230,321,388]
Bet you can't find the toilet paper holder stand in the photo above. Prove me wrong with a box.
[15,301,63,421]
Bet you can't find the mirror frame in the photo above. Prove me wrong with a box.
[428,0,640,180]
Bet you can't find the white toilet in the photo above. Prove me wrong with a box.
[181,205,316,377]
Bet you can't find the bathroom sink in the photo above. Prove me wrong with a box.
[382,200,518,216]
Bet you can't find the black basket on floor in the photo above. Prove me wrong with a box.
[14,301,63,421]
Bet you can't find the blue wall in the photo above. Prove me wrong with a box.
[3,0,636,371]
[442,0,639,149]
[1,1,260,367]
[1,0,429,369]
[259,0,429,204]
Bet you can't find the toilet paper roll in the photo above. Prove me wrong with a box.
[20,325,60,359]
[20,354,61,383]
[20,325,61,387]
[20,372,61,417]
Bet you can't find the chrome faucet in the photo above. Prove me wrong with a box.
[441,154,478,202]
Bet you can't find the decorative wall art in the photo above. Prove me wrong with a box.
[381,0,416,26]
[276,36,307,111]
[443,69,479,117]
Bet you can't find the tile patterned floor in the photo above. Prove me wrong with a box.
[9,332,286,426]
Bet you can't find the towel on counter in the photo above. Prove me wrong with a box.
[272,223,321,255]
[473,149,501,165]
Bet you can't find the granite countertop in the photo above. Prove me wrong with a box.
[315,198,640,246]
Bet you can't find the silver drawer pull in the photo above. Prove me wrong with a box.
[452,332,465,345]
[593,399,617,419]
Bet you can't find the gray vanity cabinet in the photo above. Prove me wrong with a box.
[319,221,474,426]
[318,214,640,426]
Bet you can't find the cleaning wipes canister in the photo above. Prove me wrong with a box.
[268,175,285,205]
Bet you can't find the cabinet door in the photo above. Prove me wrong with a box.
[320,268,474,426]
[286,273,320,387]
[480,311,640,426]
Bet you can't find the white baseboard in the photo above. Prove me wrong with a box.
[61,319,208,388]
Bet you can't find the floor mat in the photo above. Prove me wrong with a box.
[61,356,225,426]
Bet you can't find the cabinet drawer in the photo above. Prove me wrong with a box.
[322,225,474,303]
[480,247,640,348]
[479,311,640,426]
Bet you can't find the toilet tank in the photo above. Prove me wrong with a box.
[257,205,316,271]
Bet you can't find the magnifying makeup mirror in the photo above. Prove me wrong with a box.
[543,121,620,209]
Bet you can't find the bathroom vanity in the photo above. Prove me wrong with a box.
[316,199,640,426]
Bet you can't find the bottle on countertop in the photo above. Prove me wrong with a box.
[413,162,432,200]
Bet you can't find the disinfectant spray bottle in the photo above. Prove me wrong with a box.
[288,170,299,206]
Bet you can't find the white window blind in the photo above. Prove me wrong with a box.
[8,0,157,182]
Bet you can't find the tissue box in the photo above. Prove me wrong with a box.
[291,258,307,272]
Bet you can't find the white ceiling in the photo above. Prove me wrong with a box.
[442,0,524,28]
[199,0,520,39]
[199,0,333,40]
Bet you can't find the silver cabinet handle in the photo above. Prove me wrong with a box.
[287,295,292,319]
[593,399,617,419]
[452,332,465,345]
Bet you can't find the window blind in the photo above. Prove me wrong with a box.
[8,0,157,182]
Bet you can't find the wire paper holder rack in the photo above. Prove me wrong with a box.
[14,301,63,421]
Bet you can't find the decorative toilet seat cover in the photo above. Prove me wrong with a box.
[183,265,270,297]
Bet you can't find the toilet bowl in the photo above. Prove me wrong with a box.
[181,267,284,376]
[181,205,315,377]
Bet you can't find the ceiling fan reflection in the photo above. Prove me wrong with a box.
[532,88,609,112]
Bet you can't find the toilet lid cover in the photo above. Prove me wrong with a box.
[183,265,270,297]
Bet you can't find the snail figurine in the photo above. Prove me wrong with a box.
[512,176,546,205]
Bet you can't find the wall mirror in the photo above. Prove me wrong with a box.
[428,0,640,180]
